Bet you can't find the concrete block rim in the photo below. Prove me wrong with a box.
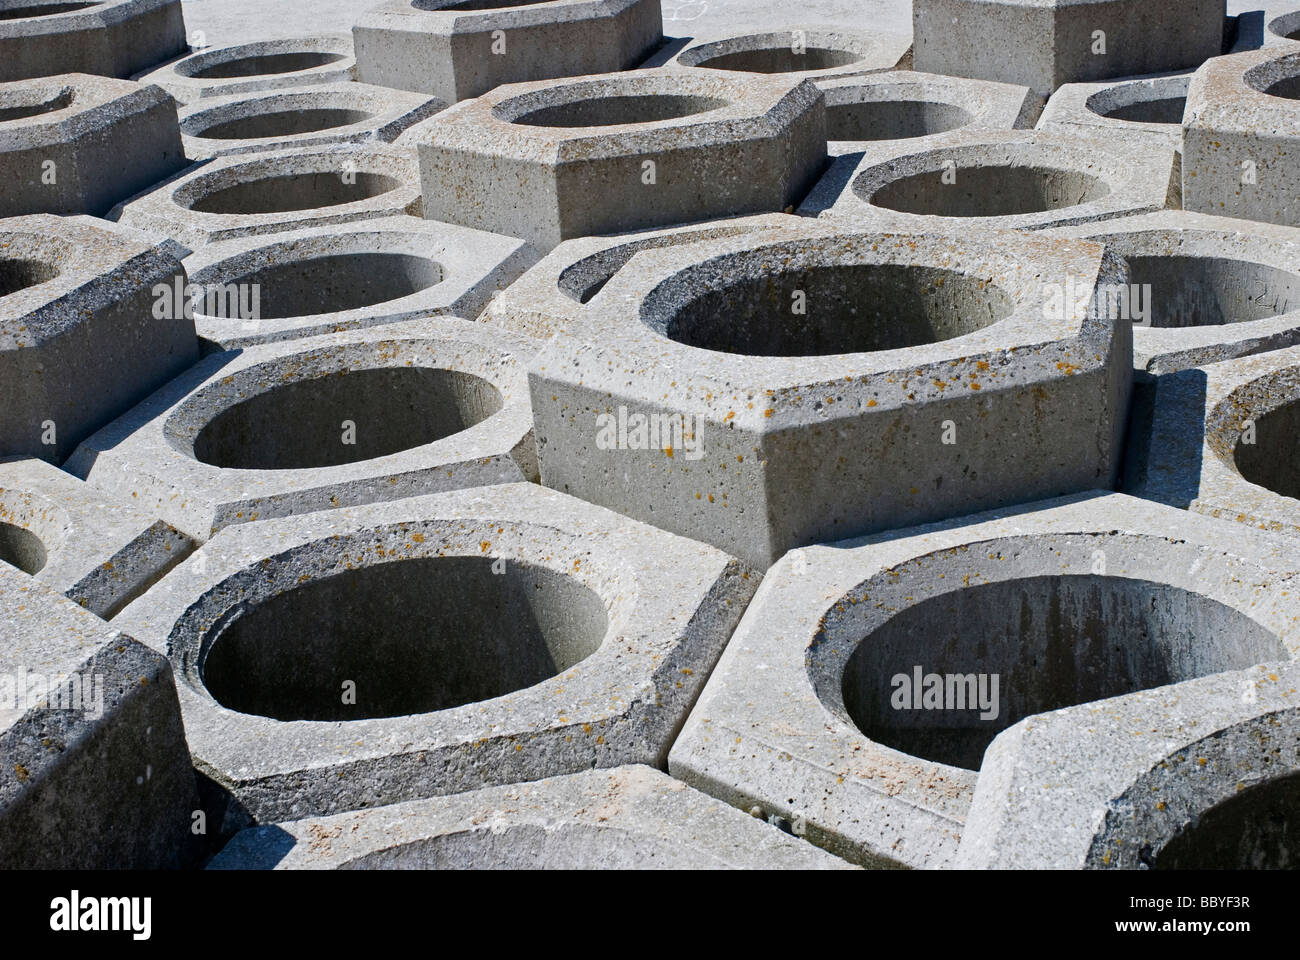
[1037,70,1190,152]
[643,27,912,82]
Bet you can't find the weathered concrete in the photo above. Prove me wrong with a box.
[0,214,197,464]
[110,482,760,823]
[135,34,356,105]
[528,220,1133,569]
[1037,72,1190,153]
[642,28,911,83]
[66,318,541,541]
[110,143,423,251]
[353,0,663,103]
[178,81,445,160]
[0,565,197,869]
[1044,210,1300,375]
[0,0,187,82]
[414,71,826,250]
[209,765,853,869]
[0,456,194,618]
[0,73,185,217]
[670,490,1300,868]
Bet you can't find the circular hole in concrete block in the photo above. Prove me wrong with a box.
[827,99,973,141]
[1118,254,1300,328]
[184,51,348,80]
[192,366,502,469]
[1234,399,1300,500]
[187,171,404,215]
[0,522,46,575]
[690,46,863,73]
[1091,95,1186,125]
[193,107,375,140]
[1270,13,1300,41]
[508,94,730,128]
[839,575,1285,771]
[219,251,441,318]
[200,556,608,721]
[0,86,73,122]
[0,2,99,19]
[868,164,1110,217]
[1245,56,1300,100]
[662,262,1014,356]
[1153,772,1300,869]
[0,257,59,298]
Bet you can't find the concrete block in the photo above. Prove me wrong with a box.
[110,482,760,822]
[66,318,541,541]
[1268,10,1300,44]
[110,144,423,251]
[0,213,197,464]
[172,216,536,348]
[669,491,1300,868]
[1125,343,1300,541]
[1044,210,1300,375]
[527,220,1133,569]
[799,128,1178,231]
[0,0,186,82]
[0,456,194,618]
[913,0,1226,99]
[642,28,911,83]
[209,765,852,869]
[178,81,445,160]
[0,565,197,869]
[956,660,1300,869]
[415,71,826,250]
[1037,72,1189,154]
[353,0,663,103]
[0,73,185,217]
[1183,47,1300,227]
[135,34,356,105]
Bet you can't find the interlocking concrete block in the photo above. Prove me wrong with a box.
[913,0,1226,99]
[642,28,911,82]
[135,35,356,105]
[956,660,1300,869]
[110,482,759,822]
[353,0,663,103]
[0,565,197,869]
[669,491,1300,868]
[0,214,197,464]
[1044,210,1300,375]
[0,73,185,217]
[110,144,423,251]
[481,212,800,340]
[66,319,540,541]
[1183,47,1300,227]
[1268,10,1300,44]
[0,456,194,618]
[209,766,852,869]
[415,71,826,250]
[528,221,1133,569]
[1126,343,1300,541]
[0,0,186,82]
[178,81,446,160]
[1037,72,1189,154]
[173,216,535,349]
[799,128,1178,230]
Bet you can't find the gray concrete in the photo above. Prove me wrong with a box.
[0,0,186,82]
[1036,71,1190,154]
[641,27,911,81]
[110,482,760,823]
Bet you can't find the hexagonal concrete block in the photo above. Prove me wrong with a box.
[1037,71,1190,154]
[0,73,185,217]
[0,565,197,869]
[0,456,194,618]
[913,0,1226,98]
[110,482,760,822]
[110,144,423,251]
[134,35,356,105]
[353,0,663,102]
[178,82,446,160]
[1183,47,1300,227]
[1043,210,1300,375]
[415,71,826,250]
[209,765,854,869]
[642,28,912,83]
[0,214,197,464]
[66,318,541,541]
[0,0,186,83]
[528,220,1133,569]
[956,660,1300,869]
[799,128,1178,231]
[669,491,1300,868]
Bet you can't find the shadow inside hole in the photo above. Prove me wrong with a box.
[188,171,402,215]
[1121,254,1300,328]
[867,164,1110,217]
[1155,772,1300,869]
[186,52,347,80]
[0,522,46,575]
[827,99,972,141]
[195,107,374,140]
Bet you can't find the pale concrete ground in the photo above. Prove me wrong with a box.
[178,0,1297,50]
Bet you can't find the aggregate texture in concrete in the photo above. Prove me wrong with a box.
[0,0,187,82]
[65,318,541,541]
[641,27,912,82]
[110,482,760,823]
[1036,72,1190,154]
